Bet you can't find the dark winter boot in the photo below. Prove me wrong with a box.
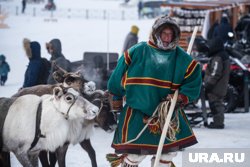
[207,122,224,129]
[208,101,225,129]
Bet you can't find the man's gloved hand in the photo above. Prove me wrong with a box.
[108,93,123,112]
[164,94,188,109]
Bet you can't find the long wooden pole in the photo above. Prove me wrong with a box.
[153,26,199,167]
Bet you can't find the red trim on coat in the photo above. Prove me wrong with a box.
[121,72,127,88]
[184,60,198,79]
[147,40,158,49]
[122,108,133,143]
[112,135,197,153]
[126,77,180,90]
[124,51,132,65]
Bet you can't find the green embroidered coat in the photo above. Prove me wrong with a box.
[108,41,202,155]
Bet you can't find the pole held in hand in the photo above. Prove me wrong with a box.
[153,26,199,167]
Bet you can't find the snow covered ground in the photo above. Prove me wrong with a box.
[1,0,250,166]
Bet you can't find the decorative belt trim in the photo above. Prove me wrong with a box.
[126,77,180,90]
[185,60,198,79]
[124,51,132,65]
[113,134,197,150]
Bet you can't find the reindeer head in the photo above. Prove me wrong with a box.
[86,90,117,132]
[52,86,99,120]
[52,63,88,95]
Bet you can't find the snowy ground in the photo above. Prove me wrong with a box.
[1,0,250,166]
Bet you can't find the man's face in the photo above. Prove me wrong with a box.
[160,28,173,47]
[46,43,54,54]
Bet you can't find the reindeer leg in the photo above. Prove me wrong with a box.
[29,153,39,167]
[55,143,69,167]
[49,151,57,167]
[0,151,11,167]
[39,151,50,167]
[80,139,97,167]
[15,152,33,167]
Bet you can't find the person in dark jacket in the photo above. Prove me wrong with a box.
[22,0,26,14]
[46,38,71,84]
[22,38,44,88]
[204,37,230,129]
[138,0,143,19]
[0,54,10,86]
[122,25,139,52]
[207,20,219,40]
[212,14,234,43]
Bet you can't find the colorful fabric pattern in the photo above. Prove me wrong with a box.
[108,42,202,154]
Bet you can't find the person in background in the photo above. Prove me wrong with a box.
[207,20,219,40]
[0,54,10,86]
[138,0,143,19]
[22,0,26,14]
[46,38,71,84]
[107,16,202,167]
[122,25,139,53]
[22,38,44,88]
[212,13,234,43]
[204,37,230,129]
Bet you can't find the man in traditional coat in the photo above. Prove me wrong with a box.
[107,16,202,167]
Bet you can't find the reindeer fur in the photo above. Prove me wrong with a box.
[10,66,117,167]
[2,87,99,167]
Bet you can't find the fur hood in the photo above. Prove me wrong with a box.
[23,38,41,60]
[149,16,180,50]
[46,38,64,61]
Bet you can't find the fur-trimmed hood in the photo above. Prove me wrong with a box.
[149,16,180,50]
[23,38,41,60]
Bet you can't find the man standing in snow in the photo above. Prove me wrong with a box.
[107,16,202,167]
[122,25,139,53]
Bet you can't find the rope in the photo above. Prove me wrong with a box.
[120,99,179,145]
[158,101,180,142]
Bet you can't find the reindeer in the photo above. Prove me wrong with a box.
[11,64,117,167]
[1,87,99,167]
